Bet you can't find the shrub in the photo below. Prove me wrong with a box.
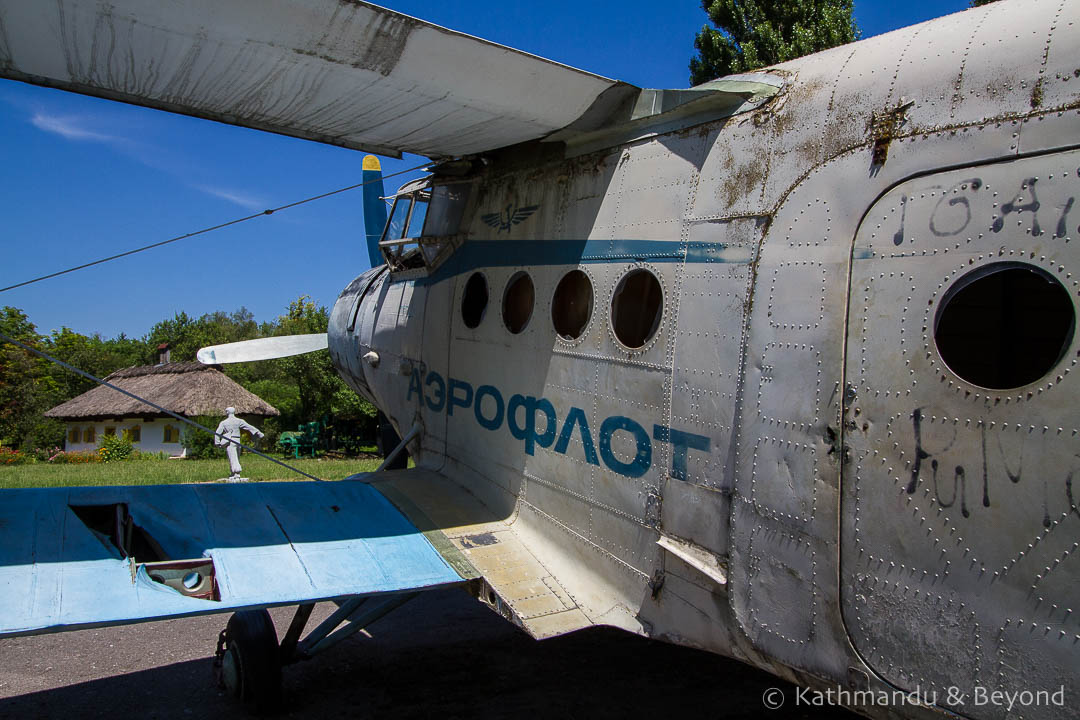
[0,446,31,465]
[31,446,64,462]
[98,433,134,463]
[26,447,102,464]
[182,416,226,460]
[21,419,65,453]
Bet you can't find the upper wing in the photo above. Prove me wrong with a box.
[0,0,623,158]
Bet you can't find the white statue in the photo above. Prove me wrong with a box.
[214,407,264,481]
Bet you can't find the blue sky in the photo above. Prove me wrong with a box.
[1,0,972,340]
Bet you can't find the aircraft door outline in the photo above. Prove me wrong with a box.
[839,148,1080,718]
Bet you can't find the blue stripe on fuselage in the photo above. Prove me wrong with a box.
[413,239,751,286]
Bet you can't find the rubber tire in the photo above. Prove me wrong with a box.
[223,609,281,714]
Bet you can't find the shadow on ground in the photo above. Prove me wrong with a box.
[0,589,854,719]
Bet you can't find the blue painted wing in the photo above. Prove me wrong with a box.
[0,481,463,637]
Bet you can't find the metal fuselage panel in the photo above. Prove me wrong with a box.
[842,149,1080,714]
[330,2,1080,717]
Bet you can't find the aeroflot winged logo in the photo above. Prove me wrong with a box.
[481,202,540,233]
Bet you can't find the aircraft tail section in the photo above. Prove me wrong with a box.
[362,155,389,269]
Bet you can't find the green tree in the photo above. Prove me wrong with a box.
[181,414,226,459]
[0,300,379,456]
[689,0,859,85]
[143,308,259,364]
[0,307,62,449]
[275,296,341,423]
[44,328,145,399]
[268,296,378,446]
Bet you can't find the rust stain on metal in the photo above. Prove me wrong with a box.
[1030,78,1044,108]
[293,6,415,78]
[719,151,767,208]
[869,99,914,166]
[353,12,418,76]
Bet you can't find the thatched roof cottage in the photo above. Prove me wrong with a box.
[45,362,279,456]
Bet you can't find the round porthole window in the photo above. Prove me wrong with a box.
[461,272,488,329]
[611,268,663,349]
[934,262,1075,390]
[552,270,593,340]
[502,271,535,334]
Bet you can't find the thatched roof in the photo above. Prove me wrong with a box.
[45,362,280,420]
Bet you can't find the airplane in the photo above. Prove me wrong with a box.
[0,0,1077,717]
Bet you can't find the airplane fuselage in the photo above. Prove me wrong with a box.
[1,0,1072,717]
[329,3,1080,717]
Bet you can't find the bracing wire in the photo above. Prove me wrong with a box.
[0,159,431,479]
[0,161,429,294]
[0,331,327,483]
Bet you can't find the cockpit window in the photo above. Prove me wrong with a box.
[407,198,428,238]
[384,194,428,240]
[386,197,412,241]
[381,191,430,271]
[423,184,469,237]
[381,180,472,274]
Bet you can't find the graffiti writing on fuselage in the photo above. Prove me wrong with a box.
[892,175,1076,244]
[906,408,1080,524]
[407,369,710,480]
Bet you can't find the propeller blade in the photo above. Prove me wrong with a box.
[197,334,328,365]
[363,155,388,269]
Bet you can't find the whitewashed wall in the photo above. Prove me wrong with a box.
[62,418,187,457]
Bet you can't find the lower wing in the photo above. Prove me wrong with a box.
[0,477,462,637]
[0,469,591,640]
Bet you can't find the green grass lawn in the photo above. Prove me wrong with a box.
[0,455,384,489]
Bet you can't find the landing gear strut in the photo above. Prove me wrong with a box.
[214,593,418,712]
[377,412,408,470]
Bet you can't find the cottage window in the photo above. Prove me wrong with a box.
[163,425,180,443]
[126,426,141,443]
[83,426,95,443]
[68,427,80,445]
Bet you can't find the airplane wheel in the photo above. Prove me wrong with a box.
[220,609,281,713]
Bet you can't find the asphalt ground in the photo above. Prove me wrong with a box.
[0,588,854,719]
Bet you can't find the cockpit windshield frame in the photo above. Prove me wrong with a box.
[379,176,473,277]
